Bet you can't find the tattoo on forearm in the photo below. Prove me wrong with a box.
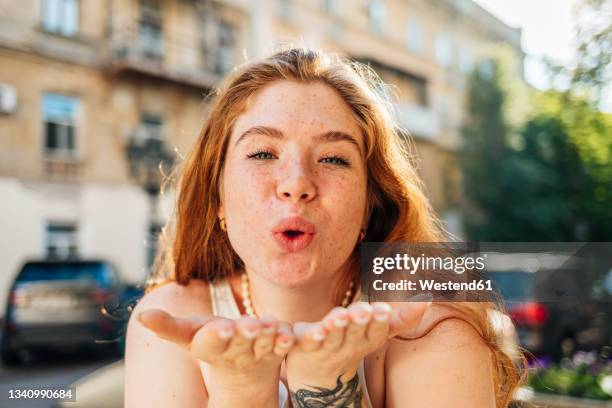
[290,373,362,408]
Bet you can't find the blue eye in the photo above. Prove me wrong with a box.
[247,150,275,160]
[320,156,351,166]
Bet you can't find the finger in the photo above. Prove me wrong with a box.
[344,303,373,345]
[189,318,236,361]
[224,316,261,360]
[138,309,214,348]
[388,299,431,338]
[295,322,326,352]
[366,303,391,343]
[253,315,277,360]
[321,307,349,351]
[273,322,295,357]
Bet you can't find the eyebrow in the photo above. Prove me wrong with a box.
[235,126,363,155]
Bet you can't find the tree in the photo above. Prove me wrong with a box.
[460,62,612,241]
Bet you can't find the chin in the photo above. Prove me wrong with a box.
[264,259,320,289]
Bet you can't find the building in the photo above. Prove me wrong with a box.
[0,0,523,315]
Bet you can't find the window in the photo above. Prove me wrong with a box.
[146,223,163,269]
[459,46,474,74]
[278,0,293,21]
[321,0,338,15]
[435,32,452,66]
[216,20,235,74]
[405,18,423,54]
[42,0,78,36]
[368,1,387,35]
[42,93,80,157]
[139,114,163,140]
[45,222,78,259]
[138,0,164,59]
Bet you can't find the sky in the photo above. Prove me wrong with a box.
[472,0,612,112]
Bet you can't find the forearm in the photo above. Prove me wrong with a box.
[289,372,364,408]
[207,381,279,407]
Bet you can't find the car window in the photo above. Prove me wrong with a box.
[487,271,534,301]
[18,263,118,287]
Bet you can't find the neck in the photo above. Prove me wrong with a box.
[234,270,342,324]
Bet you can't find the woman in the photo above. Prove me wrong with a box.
[125,48,525,407]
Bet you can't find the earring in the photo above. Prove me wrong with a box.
[219,218,227,231]
[358,229,365,243]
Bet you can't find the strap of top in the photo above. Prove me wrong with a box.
[208,279,373,408]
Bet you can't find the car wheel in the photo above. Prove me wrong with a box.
[1,343,20,366]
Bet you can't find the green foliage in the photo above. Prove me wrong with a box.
[460,60,612,241]
[528,360,612,400]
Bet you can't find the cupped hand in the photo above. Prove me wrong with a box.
[285,301,430,400]
[138,309,294,403]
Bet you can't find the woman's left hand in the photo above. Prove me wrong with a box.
[285,301,430,406]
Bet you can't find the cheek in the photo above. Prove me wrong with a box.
[319,173,366,228]
[225,164,274,217]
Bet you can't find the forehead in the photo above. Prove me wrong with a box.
[230,80,363,148]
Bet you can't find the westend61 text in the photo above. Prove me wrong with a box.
[372,279,494,291]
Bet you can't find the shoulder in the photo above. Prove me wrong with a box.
[384,305,496,407]
[133,279,213,317]
[124,279,213,408]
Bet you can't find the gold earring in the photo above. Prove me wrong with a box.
[220,218,227,231]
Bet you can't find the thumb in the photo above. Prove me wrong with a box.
[138,309,214,349]
[388,297,432,338]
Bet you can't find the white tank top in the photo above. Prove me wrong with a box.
[207,279,373,408]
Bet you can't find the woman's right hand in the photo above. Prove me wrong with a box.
[138,309,295,407]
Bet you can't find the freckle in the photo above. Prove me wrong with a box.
[146,342,150,347]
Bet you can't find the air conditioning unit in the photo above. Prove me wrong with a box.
[0,83,17,114]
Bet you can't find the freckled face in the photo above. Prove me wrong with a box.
[218,80,368,288]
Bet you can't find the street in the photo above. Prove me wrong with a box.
[0,352,119,408]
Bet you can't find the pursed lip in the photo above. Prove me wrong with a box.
[272,216,316,252]
[272,216,316,234]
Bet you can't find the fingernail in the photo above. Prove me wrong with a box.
[218,326,235,339]
[373,303,391,314]
[373,311,389,322]
[334,317,349,328]
[312,328,326,341]
[262,324,275,334]
[353,312,370,325]
[279,335,293,346]
[240,325,260,339]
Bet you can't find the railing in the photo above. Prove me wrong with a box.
[394,103,440,141]
[43,156,83,182]
[106,23,233,88]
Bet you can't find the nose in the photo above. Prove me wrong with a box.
[276,159,317,203]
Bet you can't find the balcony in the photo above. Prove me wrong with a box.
[105,24,228,90]
[394,103,440,142]
[43,156,83,182]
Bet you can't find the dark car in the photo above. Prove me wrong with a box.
[1,259,125,365]
[488,265,612,361]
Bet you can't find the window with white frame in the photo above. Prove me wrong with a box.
[42,93,80,157]
[45,222,78,259]
[435,32,452,67]
[405,17,423,54]
[41,0,79,36]
[368,0,387,35]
